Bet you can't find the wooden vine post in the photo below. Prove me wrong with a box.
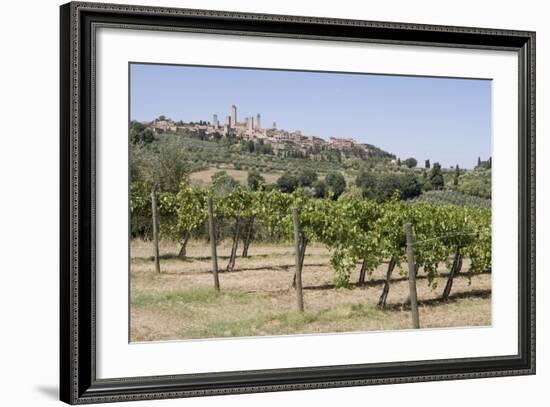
[151,188,161,274]
[377,258,396,308]
[358,258,368,286]
[226,216,241,272]
[405,222,420,329]
[442,245,463,300]
[242,217,254,257]
[292,207,304,312]
[207,197,220,291]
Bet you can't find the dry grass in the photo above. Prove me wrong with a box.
[189,167,282,186]
[130,240,491,342]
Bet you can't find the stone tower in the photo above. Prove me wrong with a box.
[230,105,237,128]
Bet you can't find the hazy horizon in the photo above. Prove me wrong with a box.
[130,63,492,169]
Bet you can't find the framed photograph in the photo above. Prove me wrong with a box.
[60,1,535,404]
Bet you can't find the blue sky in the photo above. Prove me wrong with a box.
[130,63,492,169]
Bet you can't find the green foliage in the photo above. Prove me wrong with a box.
[325,171,346,199]
[297,168,318,187]
[211,171,239,197]
[247,170,266,191]
[410,190,491,208]
[254,189,293,236]
[319,196,383,286]
[312,180,327,198]
[130,180,492,290]
[130,138,191,192]
[130,121,155,145]
[457,170,491,199]
[475,157,492,170]
[403,157,418,168]
[276,172,299,193]
[356,170,422,202]
[130,181,152,238]
[172,182,208,240]
[146,133,393,179]
[338,185,363,201]
[156,190,179,240]
[464,208,492,274]
[330,248,357,288]
[429,162,445,190]
[215,186,255,221]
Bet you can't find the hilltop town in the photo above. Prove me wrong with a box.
[131,103,491,208]
[144,104,391,160]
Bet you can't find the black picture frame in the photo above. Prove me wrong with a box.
[60,2,536,404]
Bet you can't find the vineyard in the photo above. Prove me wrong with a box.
[410,190,491,208]
[130,181,492,341]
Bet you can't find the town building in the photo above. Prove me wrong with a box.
[144,104,364,156]
[231,105,237,128]
[329,137,355,150]
[150,119,177,133]
[256,113,261,130]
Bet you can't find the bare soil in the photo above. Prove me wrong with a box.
[189,167,282,186]
[130,239,491,342]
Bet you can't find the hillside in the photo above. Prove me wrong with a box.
[130,126,491,204]
[148,132,396,177]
